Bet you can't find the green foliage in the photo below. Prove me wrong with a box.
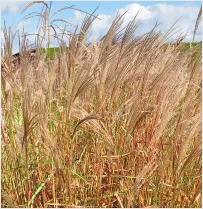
[41,47,60,59]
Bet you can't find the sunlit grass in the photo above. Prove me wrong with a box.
[1,2,202,208]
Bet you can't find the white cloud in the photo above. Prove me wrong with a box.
[72,3,201,42]
[89,14,112,39]
[73,11,112,40]
[1,0,25,13]
[74,10,84,21]
[115,3,202,42]
[118,3,152,23]
[1,31,4,44]
[150,3,201,41]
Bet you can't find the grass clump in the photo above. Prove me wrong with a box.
[1,2,202,208]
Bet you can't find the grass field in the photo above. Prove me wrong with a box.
[35,41,203,60]
[1,3,202,208]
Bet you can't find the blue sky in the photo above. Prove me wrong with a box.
[1,1,202,52]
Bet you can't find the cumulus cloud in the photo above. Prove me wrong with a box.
[72,3,201,42]
[118,3,152,23]
[106,3,201,41]
[150,3,201,41]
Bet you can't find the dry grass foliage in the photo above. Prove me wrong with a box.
[1,2,202,208]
